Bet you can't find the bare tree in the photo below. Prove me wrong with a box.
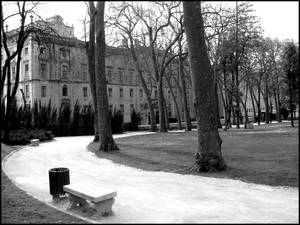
[1,1,62,141]
[106,2,157,131]
[183,1,226,172]
[131,2,182,132]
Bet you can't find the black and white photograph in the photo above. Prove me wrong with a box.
[1,1,298,223]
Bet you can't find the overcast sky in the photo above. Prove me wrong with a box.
[3,1,299,42]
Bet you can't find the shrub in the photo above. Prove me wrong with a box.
[130,109,141,131]
[111,108,124,134]
[7,128,54,145]
[70,100,81,136]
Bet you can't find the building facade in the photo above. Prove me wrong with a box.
[2,15,196,125]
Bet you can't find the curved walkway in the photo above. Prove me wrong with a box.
[2,131,298,223]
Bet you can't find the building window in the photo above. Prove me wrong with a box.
[129,70,134,85]
[120,104,124,114]
[130,88,134,97]
[140,104,144,111]
[25,63,29,76]
[120,88,123,97]
[130,104,134,112]
[168,90,171,98]
[25,85,29,97]
[140,89,143,98]
[62,64,68,78]
[108,88,112,97]
[40,63,47,78]
[83,87,88,97]
[61,98,70,109]
[25,47,28,55]
[154,90,157,98]
[82,64,87,81]
[82,105,88,114]
[41,86,47,97]
[60,48,67,58]
[82,71,87,81]
[174,90,177,98]
[106,66,113,83]
[62,85,68,96]
[118,68,124,84]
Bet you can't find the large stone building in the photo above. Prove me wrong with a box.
[2,15,196,124]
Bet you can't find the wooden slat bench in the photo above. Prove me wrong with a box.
[63,183,117,217]
[30,139,39,146]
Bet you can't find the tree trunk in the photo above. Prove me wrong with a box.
[157,79,167,132]
[149,27,167,132]
[165,72,182,130]
[183,1,226,172]
[288,70,294,127]
[95,1,118,151]
[87,2,99,141]
[273,88,281,122]
[214,82,222,128]
[235,55,240,128]
[178,39,192,131]
[249,87,256,123]
[264,75,270,123]
[276,81,282,122]
[257,75,262,124]
[163,94,170,130]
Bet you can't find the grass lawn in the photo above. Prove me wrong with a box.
[91,121,299,187]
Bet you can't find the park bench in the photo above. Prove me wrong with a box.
[63,183,117,217]
[30,139,39,146]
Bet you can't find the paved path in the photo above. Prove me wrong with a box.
[2,131,298,223]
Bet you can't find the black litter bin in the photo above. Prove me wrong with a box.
[49,167,70,199]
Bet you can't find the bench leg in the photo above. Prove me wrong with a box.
[67,193,89,209]
[92,198,115,217]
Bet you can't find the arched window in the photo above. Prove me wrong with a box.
[62,85,68,96]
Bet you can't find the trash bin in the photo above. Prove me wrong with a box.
[49,167,70,199]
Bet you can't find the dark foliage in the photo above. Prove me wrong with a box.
[130,109,141,131]
[110,108,124,134]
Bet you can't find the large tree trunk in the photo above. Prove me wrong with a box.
[95,1,118,151]
[87,2,99,142]
[183,1,226,172]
